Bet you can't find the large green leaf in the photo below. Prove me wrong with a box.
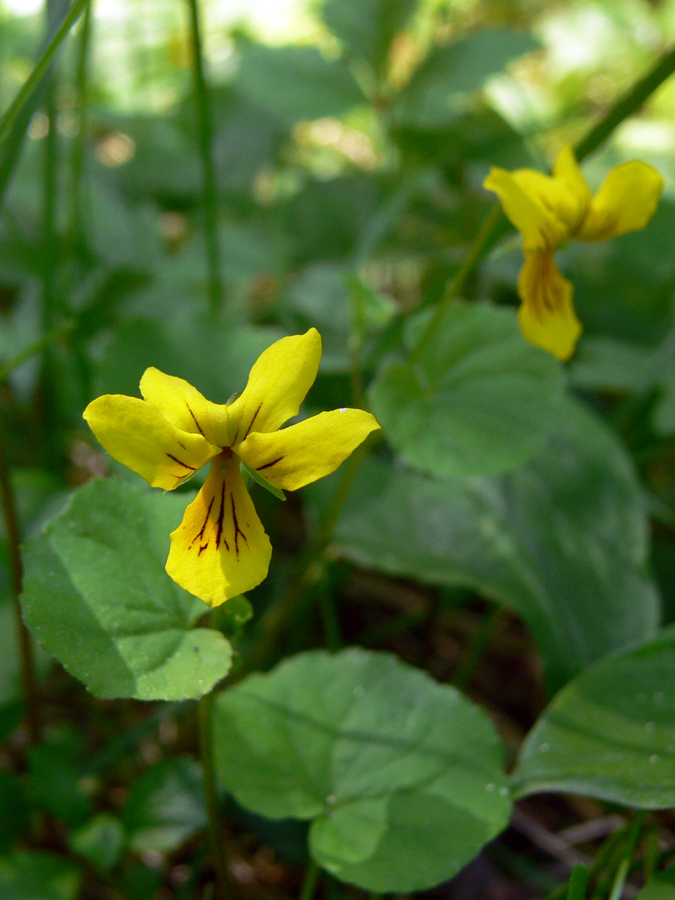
[394,30,540,128]
[637,866,675,899]
[21,479,232,701]
[333,398,659,689]
[321,0,418,75]
[512,627,675,808]
[214,649,510,893]
[234,45,365,126]
[0,851,80,900]
[369,302,564,478]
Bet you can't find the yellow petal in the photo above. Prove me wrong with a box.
[84,395,219,489]
[484,167,567,251]
[140,367,229,447]
[551,143,591,230]
[226,329,322,447]
[576,160,664,241]
[166,453,272,607]
[517,251,582,361]
[237,408,380,491]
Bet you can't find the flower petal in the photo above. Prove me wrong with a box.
[550,143,591,231]
[166,454,272,606]
[517,251,581,361]
[576,160,664,241]
[140,367,229,447]
[237,409,380,490]
[226,329,322,447]
[84,395,219,489]
[484,167,568,251]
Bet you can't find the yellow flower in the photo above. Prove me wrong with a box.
[484,144,663,361]
[83,329,380,607]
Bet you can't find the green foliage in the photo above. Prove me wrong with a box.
[394,29,541,129]
[370,302,565,477]
[512,626,675,808]
[638,866,675,899]
[214,648,510,892]
[234,44,366,126]
[322,0,419,75]
[0,852,80,900]
[69,814,125,873]
[21,479,232,700]
[122,757,207,853]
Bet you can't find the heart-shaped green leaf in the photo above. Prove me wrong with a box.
[213,648,510,893]
[333,398,659,690]
[370,302,564,478]
[21,479,232,701]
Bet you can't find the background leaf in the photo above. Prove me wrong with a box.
[321,0,419,75]
[122,757,207,853]
[333,398,659,689]
[213,648,510,893]
[511,626,675,808]
[369,302,564,478]
[234,44,365,126]
[21,479,231,700]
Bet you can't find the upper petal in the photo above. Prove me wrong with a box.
[484,167,568,251]
[166,454,272,606]
[551,144,591,231]
[140,367,229,447]
[517,251,581,361]
[575,160,664,242]
[84,395,219,490]
[237,408,380,491]
[226,329,322,447]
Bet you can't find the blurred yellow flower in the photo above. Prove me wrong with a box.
[84,329,380,607]
[484,144,663,360]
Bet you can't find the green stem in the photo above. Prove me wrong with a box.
[574,45,675,162]
[607,812,645,900]
[566,864,588,900]
[0,422,40,745]
[185,0,224,311]
[198,687,231,899]
[410,42,675,361]
[411,204,502,362]
[299,860,321,900]
[0,0,89,145]
[69,0,92,251]
[452,605,503,691]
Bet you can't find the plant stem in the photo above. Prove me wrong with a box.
[299,860,321,900]
[69,0,92,251]
[198,686,231,899]
[566,864,588,900]
[0,0,89,145]
[0,423,40,744]
[607,812,645,900]
[185,0,224,311]
[452,605,503,691]
[574,44,675,162]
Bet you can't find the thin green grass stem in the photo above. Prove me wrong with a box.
[185,0,224,311]
[410,41,675,363]
[0,0,89,145]
[198,680,231,899]
[452,605,503,691]
[607,812,645,900]
[566,864,588,900]
[299,860,321,900]
[0,423,40,745]
[69,0,92,250]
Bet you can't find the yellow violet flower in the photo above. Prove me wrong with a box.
[83,329,380,607]
[484,144,663,361]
